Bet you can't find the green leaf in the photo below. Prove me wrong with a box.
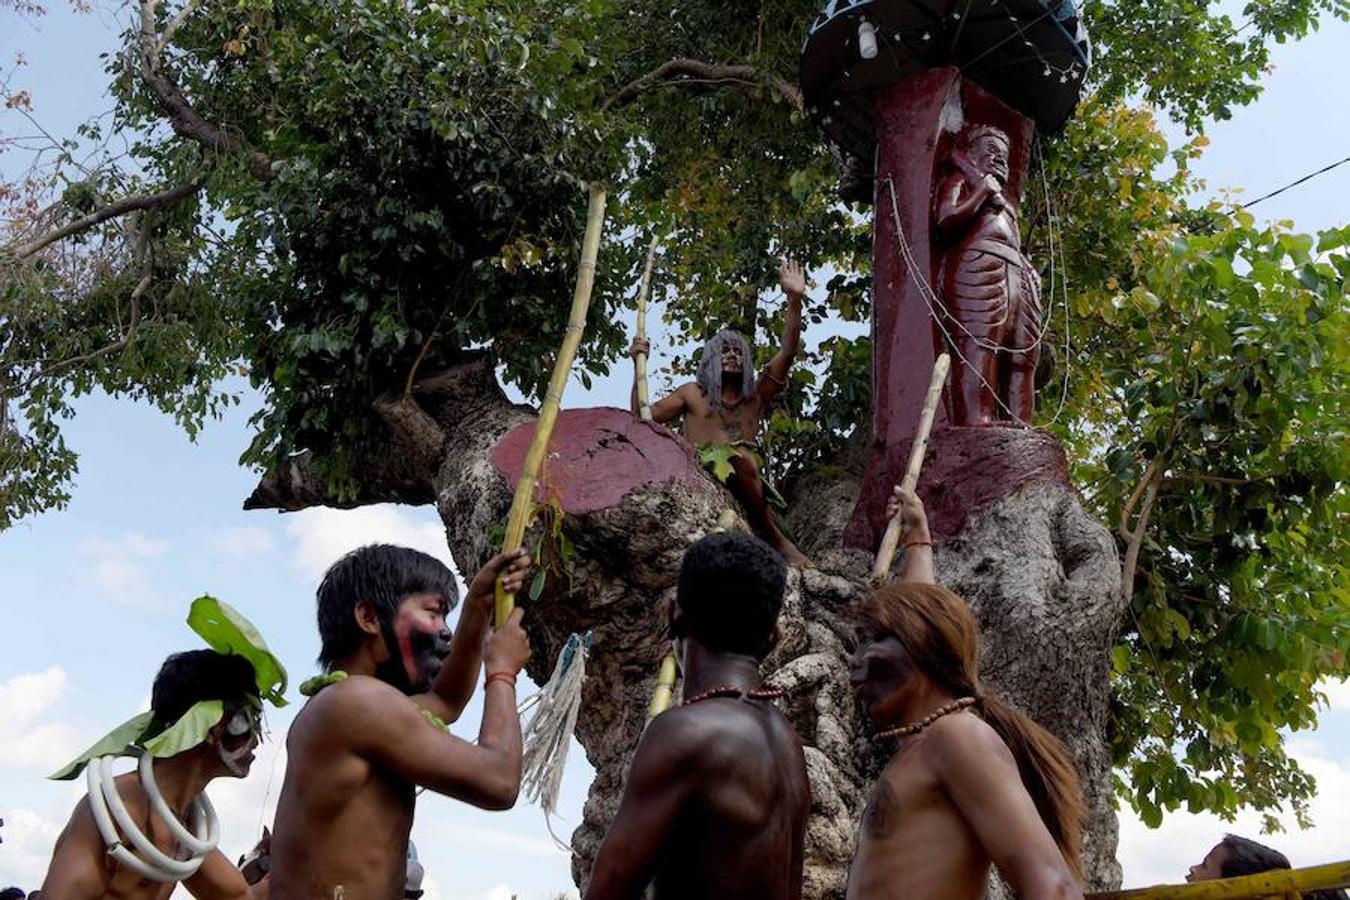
[528,569,546,602]
[143,700,225,758]
[49,711,156,780]
[188,595,288,706]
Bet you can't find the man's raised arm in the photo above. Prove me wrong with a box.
[585,712,702,900]
[419,549,531,724]
[758,259,805,403]
[886,486,936,585]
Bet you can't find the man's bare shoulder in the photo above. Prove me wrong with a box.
[292,675,411,737]
[652,700,796,766]
[921,710,1016,774]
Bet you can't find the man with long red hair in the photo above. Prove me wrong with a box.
[846,488,1085,900]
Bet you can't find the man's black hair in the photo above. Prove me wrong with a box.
[1,887,26,900]
[676,531,786,659]
[316,544,458,668]
[150,650,258,729]
[1218,834,1291,879]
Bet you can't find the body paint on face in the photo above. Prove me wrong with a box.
[216,705,260,776]
[376,599,450,694]
[848,630,915,723]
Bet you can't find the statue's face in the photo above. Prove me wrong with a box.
[970,134,1010,183]
[720,340,744,376]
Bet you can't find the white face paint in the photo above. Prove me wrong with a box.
[216,706,259,776]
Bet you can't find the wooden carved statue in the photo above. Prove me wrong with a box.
[935,124,1043,425]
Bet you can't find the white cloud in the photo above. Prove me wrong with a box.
[0,666,67,731]
[285,504,460,585]
[211,525,276,558]
[1116,740,1350,887]
[80,532,170,607]
[0,721,83,770]
[0,667,82,771]
[0,806,64,890]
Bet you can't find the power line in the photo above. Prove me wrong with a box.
[1239,154,1350,209]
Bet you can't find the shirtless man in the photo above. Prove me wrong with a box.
[40,650,271,899]
[585,531,810,900]
[630,260,808,565]
[269,544,532,899]
[846,488,1084,900]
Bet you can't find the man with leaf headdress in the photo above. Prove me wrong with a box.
[41,597,286,899]
[630,259,809,566]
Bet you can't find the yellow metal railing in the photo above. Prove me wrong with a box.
[1088,860,1350,899]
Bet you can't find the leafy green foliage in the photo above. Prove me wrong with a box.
[188,594,289,706]
[142,698,225,758]
[3,0,1347,829]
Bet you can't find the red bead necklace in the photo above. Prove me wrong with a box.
[682,685,786,706]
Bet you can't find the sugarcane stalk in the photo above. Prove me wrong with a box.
[495,183,609,627]
[871,353,950,583]
[634,234,659,422]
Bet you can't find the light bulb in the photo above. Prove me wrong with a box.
[858,19,878,59]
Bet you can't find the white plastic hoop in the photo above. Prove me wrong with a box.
[83,754,216,883]
[139,750,219,855]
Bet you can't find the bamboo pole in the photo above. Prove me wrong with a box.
[495,183,609,627]
[634,234,659,422]
[870,353,950,583]
[646,652,679,721]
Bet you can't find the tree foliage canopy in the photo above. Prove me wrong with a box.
[2,0,1346,830]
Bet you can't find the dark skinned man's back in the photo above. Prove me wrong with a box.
[587,694,809,900]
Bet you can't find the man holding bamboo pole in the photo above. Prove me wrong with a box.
[846,488,1085,900]
[629,259,809,566]
[269,545,533,900]
[585,531,810,900]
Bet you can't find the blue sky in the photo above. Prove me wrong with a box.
[2,3,1348,897]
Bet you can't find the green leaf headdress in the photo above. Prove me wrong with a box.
[51,595,287,780]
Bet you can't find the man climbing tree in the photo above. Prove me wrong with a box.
[269,545,531,898]
[629,260,808,565]
[846,488,1084,900]
[585,531,810,899]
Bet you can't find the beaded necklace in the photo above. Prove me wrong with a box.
[682,685,786,706]
[875,696,976,740]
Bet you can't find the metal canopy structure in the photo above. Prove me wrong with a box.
[800,0,1091,160]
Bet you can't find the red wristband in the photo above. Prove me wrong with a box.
[904,539,934,549]
[485,671,517,689]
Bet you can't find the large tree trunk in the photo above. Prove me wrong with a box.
[249,371,1125,898]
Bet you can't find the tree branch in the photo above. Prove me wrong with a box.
[605,57,804,112]
[138,0,272,180]
[10,177,201,259]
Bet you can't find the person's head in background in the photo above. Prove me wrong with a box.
[1187,834,1289,882]
[1,887,27,900]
